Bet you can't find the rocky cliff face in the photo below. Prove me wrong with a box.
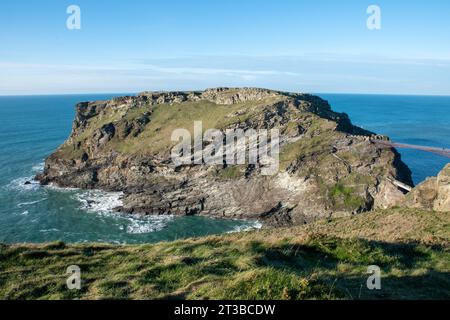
[402,164,450,212]
[37,88,413,226]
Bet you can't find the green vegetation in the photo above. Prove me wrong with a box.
[1,208,448,300]
[329,183,365,211]
[213,165,245,181]
[59,97,282,159]
[279,118,337,171]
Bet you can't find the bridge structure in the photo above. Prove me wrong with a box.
[371,139,450,159]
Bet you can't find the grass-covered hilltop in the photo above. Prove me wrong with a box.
[1,208,449,299]
[2,88,448,300]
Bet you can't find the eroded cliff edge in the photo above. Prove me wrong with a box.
[402,163,450,212]
[37,88,413,226]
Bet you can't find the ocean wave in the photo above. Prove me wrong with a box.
[39,228,60,233]
[17,198,47,207]
[125,215,174,234]
[4,162,44,192]
[227,221,262,234]
[6,176,41,192]
[73,189,173,234]
[73,190,124,214]
[31,162,45,173]
[44,183,79,192]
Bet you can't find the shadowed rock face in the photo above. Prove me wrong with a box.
[37,88,413,226]
[402,164,450,212]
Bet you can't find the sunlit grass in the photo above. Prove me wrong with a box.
[1,208,448,300]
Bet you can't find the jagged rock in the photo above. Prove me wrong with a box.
[36,88,414,227]
[402,164,450,212]
[435,164,450,211]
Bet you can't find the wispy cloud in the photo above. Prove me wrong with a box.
[1,54,450,95]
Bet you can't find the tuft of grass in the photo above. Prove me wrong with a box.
[213,166,245,180]
[329,183,365,211]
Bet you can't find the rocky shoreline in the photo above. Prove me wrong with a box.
[37,88,416,227]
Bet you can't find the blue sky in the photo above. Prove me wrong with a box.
[1,0,450,95]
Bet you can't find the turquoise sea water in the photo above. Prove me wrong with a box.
[0,94,449,244]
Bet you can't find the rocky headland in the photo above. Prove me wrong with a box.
[37,88,416,226]
[402,163,450,212]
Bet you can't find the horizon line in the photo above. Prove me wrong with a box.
[1,90,450,98]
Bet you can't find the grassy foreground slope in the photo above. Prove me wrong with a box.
[0,208,449,300]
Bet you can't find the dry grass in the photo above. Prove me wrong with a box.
[0,208,449,300]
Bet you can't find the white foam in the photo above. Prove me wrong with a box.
[73,190,123,214]
[6,176,41,192]
[227,221,262,234]
[4,162,45,192]
[73,189,173,234]
[39,228,60,233]
[125,215,174,234]
[31,162,45,173]
[17,198,47,207]
[45,183,79,192]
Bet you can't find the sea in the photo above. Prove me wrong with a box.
[0,93,449,244]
